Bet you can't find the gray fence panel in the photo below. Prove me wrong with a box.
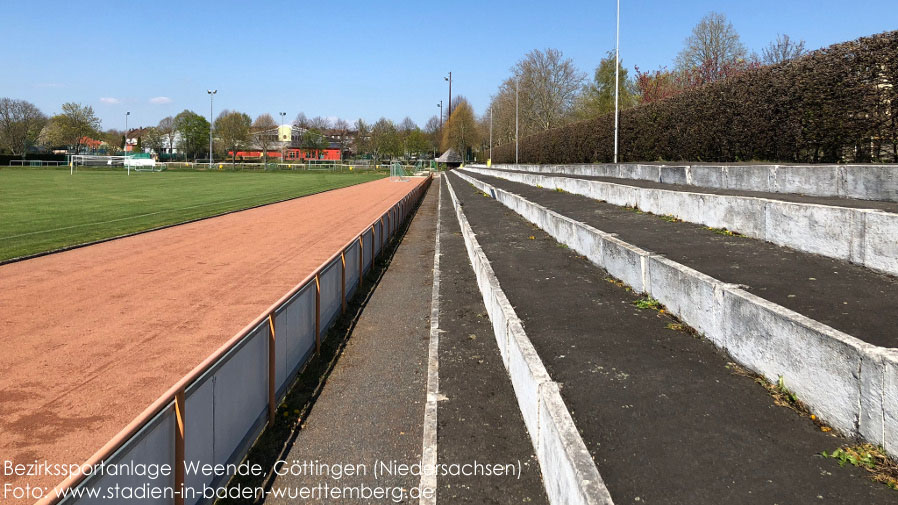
[212,324,268,466]
[274,308,289,393]
[319,259,342,337]
[284,283,316,389]
[344,241,361,301]
[184,376,215,505]
[374,221,383,257]
[362,229,374,274]
[63,407,175,505]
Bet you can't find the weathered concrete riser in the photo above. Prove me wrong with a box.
[486,163,898,202]
[454,169,898,461]
[465,166,898,278]
[444,178,614,505]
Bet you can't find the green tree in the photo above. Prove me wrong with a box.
[301,128,329,157]
[404,128,430,158]
[214,110,252,164]
[575,52,639,118]
[174,110,210,160]
[370,118,399,162]
[40,102,101,153]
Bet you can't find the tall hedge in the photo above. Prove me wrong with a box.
[494,31,898,164]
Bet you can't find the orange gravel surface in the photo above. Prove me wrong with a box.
[0,177,426,497]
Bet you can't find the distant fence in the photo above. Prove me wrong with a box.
[39,175,432,505]
[493,31,898,164]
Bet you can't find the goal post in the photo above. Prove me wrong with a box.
[69,153,162,175]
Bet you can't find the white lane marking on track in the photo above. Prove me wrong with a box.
[419,174,442,504]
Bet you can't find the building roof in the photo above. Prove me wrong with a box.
[435,148,462,163]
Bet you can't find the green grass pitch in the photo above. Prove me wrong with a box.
[0,168,385,262]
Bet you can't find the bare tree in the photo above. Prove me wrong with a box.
[441,97,481,161]
[513,48,585,132]
[762,34,807,65]
[308,116,331,130]
[354,118,369,157]
[487,78,522,145]
[156,116,177,159]
[333,118,351,156]
[142,127,166,157]
[424,115,441,155]
[675,11,747,80]
[399,117,417,132]
[0,98,47,157]
[252,114,278,164]
[215,110,252,164]
[293,112,309,128]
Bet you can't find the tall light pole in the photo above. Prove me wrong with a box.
[515,79,519,165]
[489,105,493,164]
[279,112,287,163]
[613,0,620,164]
[125,111,130,152]
[444,72,452,120]
[207,89,217,165]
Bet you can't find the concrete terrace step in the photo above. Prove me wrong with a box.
[460,170,898,349]
[453,169,898,464]
[434,176,548,503]
[474,165,898,213]
[464,166,898,277]
[444,170,897,504]
[481,163,898,203]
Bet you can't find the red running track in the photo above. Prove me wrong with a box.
[0,177,427,499]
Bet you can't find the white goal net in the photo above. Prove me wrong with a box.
[69,154,162,174]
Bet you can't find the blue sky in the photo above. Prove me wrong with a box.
[1,0,894,131]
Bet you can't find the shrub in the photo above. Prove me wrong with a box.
[494,31,898,164]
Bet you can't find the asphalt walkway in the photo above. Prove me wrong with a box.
[262,177,546,504]
[445,170,896,504]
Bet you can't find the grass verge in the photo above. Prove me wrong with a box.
[0,168,384,262]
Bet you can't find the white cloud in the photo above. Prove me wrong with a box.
[100,97,121,104]
[149,96,172,104]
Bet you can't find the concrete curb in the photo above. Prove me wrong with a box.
[419,175,442,504]
[481,163,898,202]
[454,169,898,459]
[444,176,615,505]
[463,166,898,278]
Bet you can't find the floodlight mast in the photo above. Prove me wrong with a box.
[125,111,131,175]
[613,0,620,164]
[207,90,217,166]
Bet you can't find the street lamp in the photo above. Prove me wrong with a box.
[207,89,217,165]
[614,0,620,164]
[515,79,519,165]
[444,72,452,120]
